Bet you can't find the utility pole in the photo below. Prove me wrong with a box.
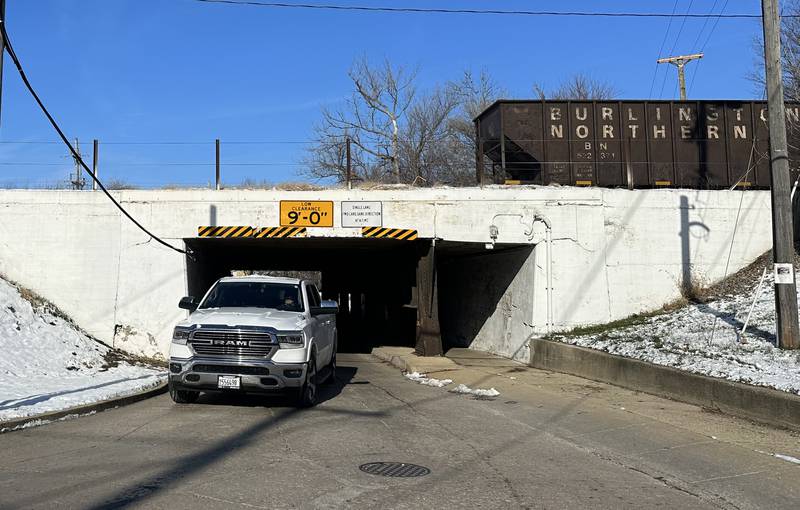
[763,0,800,350]
[92,139,99,191]
[215,138,220,190]
[346,136,352,190]
[656,53,703,100]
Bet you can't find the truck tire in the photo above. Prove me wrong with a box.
[169,382,199,404]
[295,355,318,408]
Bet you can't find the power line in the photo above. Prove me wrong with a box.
[688,0,732,95]
[649,0,680,99]
[0,22,189,257]
[0,139,315,145]
[659,0,696,99]
[192,0,784,18]
[689,0,720,50]
[0,161,307,166]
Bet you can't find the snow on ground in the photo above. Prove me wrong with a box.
[553,270,800,395]
[403,371,500,397]
[449,384,500,398]
[0,278,166,423]
[404,372,453,387]
[774,453,800,465]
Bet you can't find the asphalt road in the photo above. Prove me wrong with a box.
[0,354,798,509]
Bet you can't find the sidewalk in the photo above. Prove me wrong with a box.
[374,345,800,493]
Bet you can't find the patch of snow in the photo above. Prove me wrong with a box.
[450,383,500,398]
[0,411,97,433]
[404,372,453,388]
[554,271,800,395]
[774,453,800,465]
[0,278,166,423]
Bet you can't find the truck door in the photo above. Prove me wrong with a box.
[306,284,332,366]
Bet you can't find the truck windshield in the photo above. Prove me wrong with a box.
[199,282,304,312]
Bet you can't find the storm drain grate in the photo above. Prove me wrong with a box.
[359,462,430,478]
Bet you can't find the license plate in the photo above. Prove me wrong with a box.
[217,375,241,389]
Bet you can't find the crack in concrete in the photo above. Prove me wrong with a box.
[181,491,271,509]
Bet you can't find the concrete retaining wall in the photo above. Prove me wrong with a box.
[530,339,800,431]
[0,187,772,359]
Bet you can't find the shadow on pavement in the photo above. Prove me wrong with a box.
[196,366,359,408]
[15,363,588,509]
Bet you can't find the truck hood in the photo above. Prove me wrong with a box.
[180,307,307,331]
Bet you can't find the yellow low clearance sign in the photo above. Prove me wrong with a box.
[279,201,334,227]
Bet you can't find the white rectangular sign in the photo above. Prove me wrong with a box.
[774,263,795,285]
[341,201,382,228]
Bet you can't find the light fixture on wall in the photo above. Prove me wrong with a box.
[486,224,499,249]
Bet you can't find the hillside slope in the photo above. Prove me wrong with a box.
[0,277,165,424]
[554,254,800,395]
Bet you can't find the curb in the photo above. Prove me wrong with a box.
[530,339,800,431]
[0,381,168,433]
[371,347,459,374]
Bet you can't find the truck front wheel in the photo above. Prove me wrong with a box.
[169,382,199,404]
[295,356,318,408]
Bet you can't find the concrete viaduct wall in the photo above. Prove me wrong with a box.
[0,187,772,361]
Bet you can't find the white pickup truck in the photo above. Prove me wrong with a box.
[168,276,338,407]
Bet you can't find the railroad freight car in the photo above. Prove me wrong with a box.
[474,100,800,189]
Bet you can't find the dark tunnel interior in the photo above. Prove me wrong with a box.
[183,237,532,354]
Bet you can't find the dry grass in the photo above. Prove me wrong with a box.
[554,297,688,339]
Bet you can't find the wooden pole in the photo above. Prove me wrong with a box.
[92,139,98,191]
[762,0,800,349]
[346,136,352,190]
[475,118,485,186]
[215,138,220,191]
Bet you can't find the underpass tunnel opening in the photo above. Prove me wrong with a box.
[436,242,536,355]
[183,237,535,356]
[184,237,420,353]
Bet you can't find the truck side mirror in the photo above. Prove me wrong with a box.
[179,296,198,312]
[311,300,339,316]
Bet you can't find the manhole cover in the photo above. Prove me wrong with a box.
[359,462,431,478]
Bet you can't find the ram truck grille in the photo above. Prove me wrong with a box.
[189,330,275,358]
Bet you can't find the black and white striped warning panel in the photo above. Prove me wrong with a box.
[255,227,307,238]
[361,227,418,240]
[197,226,255,238]
[197,226,307,238]
[197,225,417,240]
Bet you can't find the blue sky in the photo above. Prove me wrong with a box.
[0,0,768,188]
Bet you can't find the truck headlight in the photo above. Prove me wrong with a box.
[172,327,192,345]
[277,333,304,349]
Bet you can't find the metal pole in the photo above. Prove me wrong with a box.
[92,139,98,191]
[0,0,6,130]
[215,138,220,191]
[346,136,352,190]
[762,0,800,349]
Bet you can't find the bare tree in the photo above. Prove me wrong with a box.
[399,87,460,184]
[446,70,506,184]
[750,0,800,101]
[314,57,416,183]
[304,64,505,186]
[534,73,617,100]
